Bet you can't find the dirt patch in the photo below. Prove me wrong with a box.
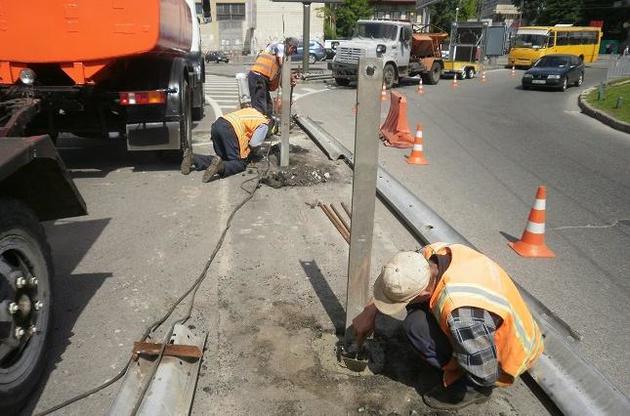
[259,141,340,189]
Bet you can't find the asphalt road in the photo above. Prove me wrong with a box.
[295,61,630,396]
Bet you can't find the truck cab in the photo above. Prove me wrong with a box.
[330,20,445,88]
[331,20,412,88]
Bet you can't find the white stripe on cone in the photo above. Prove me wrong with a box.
[416,131,423,138]
[413,144,423,151]
[526,221,545,234]
[533,199,546,210]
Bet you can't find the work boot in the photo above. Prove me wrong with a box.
[180,148,193,175]
[202,157,224,183]
[422,380,493,411]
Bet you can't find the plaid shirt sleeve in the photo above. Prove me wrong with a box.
[447,307,501,387]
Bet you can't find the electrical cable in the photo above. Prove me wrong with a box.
[34,142,274,416]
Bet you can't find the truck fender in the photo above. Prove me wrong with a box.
[166,57,188,119]
[0,136,87,221]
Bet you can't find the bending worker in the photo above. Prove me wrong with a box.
[352,243,544,411]
[248,37,299,117]
[186,107,271,182]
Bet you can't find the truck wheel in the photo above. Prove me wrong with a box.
[383,63,396,89]
[335,77,350,87]
[466,67,476,79]
[309,54,317,65]
[425,62,441,85]
[192,106,204,121]
[175,78,193,169]
[0,198,53,414]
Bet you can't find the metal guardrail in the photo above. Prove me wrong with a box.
[607,54,630,82]
[295,113,630,416]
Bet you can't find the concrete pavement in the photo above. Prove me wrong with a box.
[25,65,553,414]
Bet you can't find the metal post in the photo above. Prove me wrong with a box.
[280,55,291,167]
[302,2,311,74]
[345,58,382,336]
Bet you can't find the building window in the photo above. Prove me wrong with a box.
[216,3,245,21]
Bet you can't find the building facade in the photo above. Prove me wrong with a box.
[195,0,325,54]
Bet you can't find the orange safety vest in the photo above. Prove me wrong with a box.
[422,243,544,387]
[250,52,281,84]
[221,108,269,159]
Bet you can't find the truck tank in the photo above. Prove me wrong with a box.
[0,0,193,85]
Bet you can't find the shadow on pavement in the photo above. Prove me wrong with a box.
[299,259,441,395]
[373,313,442,394]
[499,230,519,243]
[299,259,345,334]
[21,218,112,415]
[54,135,182,179]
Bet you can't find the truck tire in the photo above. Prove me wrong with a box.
[192,106,204,122]
[466,67,475,79]
[181,78,193,152]
[383,63,396,89]
[309,54,317,65]
[424,62,441,85]
[0,198,53,414]
[335,77,350,87]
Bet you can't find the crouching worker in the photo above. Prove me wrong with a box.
[351,243,544,411]
[190,108,272,182]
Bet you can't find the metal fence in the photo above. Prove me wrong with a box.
[607,54,630,82]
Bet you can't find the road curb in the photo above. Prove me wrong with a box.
[578,84,630,134]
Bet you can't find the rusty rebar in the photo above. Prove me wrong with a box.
[331,203,351,235]
[318,203,350,244]
[341,202,352,220]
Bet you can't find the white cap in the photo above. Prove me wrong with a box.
[373,251,431,316]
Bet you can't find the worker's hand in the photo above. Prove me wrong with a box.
[351,303,378,347]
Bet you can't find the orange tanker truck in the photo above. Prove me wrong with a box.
[0,0,204,158]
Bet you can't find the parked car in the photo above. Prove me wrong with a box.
[205,51,230,63]
[324,39,341,60]
[292,40,327,64]
[522,54,584,91]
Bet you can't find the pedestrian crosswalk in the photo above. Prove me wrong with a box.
[204,73,334,118]
[204,75,240,117]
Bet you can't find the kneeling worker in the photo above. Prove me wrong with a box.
[352,243,544,411]
[191,107,271,182]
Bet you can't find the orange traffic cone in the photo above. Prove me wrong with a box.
[511,66,516,78]
[406,124,428,165]
[508,186,555,258]
[416,78,425,95]
[480,70,487,83]
[451,75,459,89]
[381,84,387,102]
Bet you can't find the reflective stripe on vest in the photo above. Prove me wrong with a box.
[251,53,280,81]
[425,243,544,386]
[221,108,269,159]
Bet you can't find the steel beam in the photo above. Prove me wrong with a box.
[280,55,292,167]
[302,2,311,73]
[345,58,382,335]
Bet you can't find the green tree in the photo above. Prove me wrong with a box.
[511,0,545,25]
[428,0,481,33]
[512,0,586,25]
[537,0,584,25]
[330,0,374,38]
